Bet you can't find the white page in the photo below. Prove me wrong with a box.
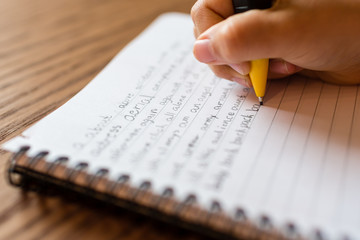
[337,87,360,238]
[286,83,340,231]
[3,13,360,240]
[263,78,323,222]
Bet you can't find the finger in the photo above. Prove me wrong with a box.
[194,9,295,64]
[209,65,252,87]
[191,0,234,38]
[268,59,303,79]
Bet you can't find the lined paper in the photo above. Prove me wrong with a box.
[3,13,360,239]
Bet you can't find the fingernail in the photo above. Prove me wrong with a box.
[232,77,252,88]
[229,63,250,75]
[193,39,216,63]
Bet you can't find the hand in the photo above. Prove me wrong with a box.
[191,0,360,86]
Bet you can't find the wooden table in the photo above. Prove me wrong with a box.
[0,0,209,239]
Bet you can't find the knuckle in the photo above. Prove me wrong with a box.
[191,0,205,23]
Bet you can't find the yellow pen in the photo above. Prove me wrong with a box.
[249,59,269,105]
[232,0,272,105]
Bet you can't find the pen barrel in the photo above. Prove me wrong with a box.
[249,59,269,98]
[232,0,272,13]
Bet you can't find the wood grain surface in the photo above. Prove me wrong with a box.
[0,0,211,239]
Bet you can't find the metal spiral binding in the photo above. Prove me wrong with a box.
[65,162,89,187]
[281,223,299,240]
[310,229,327,240]
[88,168,109,193]
[310,229,354,240]
[176,194,208,225]
[258,215,272,230]
[28,151,49,167]
[175,194,195,219]
[7,145,30,186]
[256,215,281,240]
[207,201,233,233]
[7,146,347,240]
[132,181,157,207]
[7,147,59,192]
[46,157,69,175]
[155,187,177,215]
[315,230,353,240]
[232,208,257,240]
[43,157,69,182]
[111,174,134,200]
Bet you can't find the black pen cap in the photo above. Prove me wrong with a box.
[232,0,273,13]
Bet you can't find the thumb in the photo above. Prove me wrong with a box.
[193,9,290,65]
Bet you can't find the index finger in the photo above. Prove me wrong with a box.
[191,0,234,38]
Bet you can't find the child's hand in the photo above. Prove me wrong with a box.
[191,0,360,86]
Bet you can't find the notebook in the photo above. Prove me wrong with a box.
[2,13,360,240]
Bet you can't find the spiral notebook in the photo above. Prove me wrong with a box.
[2,13,360,240]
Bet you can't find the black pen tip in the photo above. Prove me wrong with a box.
[258,97,263,105]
